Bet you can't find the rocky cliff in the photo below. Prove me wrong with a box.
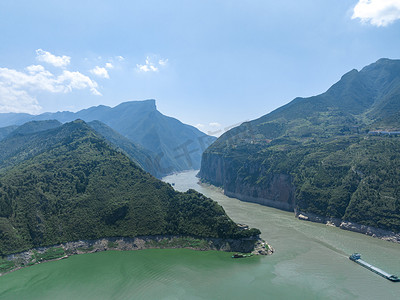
[199,59,400,238]
[199,152,295,211]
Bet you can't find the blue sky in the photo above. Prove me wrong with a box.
[0,0,399,135]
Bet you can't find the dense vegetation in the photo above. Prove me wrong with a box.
[87,120,162,178]
[0,120,258,256]
[0,125,18,141]
[0,120,162,178]
[0,100,216,175]
[200,58,400,232]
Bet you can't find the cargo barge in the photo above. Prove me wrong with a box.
[349,253,400,282]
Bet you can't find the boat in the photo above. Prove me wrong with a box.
[232,253,245,258]
[231,253,253,259]
[349,253,400,282]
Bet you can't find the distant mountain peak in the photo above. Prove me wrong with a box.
[115,99,157,111]
[375,57,399,64]
[360,57,400,73]
[0,99,216,175]
[338,68,359,81]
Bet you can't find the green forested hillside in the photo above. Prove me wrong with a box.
[7,120,61,137]
[0,121,68,173]
[87,120,162,178]
[0,126,18,141]
[0,120,258,256]
[0,100,217,175]
[0,120,162,178]
[200,58,400,232]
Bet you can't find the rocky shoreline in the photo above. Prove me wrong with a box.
[198,180,400,244]
[0,235,273,277]
[296,210,400,243]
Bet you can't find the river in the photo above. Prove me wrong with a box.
[1,170,399,299]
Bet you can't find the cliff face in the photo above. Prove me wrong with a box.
[199,152,226,187]
[199,152,295,211]
[225,173,295,211]
[199,59,400,237]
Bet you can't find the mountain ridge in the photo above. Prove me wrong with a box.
[200,58,400,236]
[0,100,216,176]
[0,120,260,256]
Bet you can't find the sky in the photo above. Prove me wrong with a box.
[0,0,399,136]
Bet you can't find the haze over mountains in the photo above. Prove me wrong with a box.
[0,100,216,177]
[0,120,259,256]
[200,58,400,234]
[0,126,18,141]
[1,57,399,258]
[87,120,162,178]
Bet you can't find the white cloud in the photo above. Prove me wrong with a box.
[136,55,168,73]
[105,62,114,69]
[0,64,101,113]
[209,122,222,128]
[117,56,125,61]
[0,66,100,95]
[137,64,158,72]
[26,64,46,74]
[137,57,158,72]
[0,50,108,113]
[194,122,224,135]
[0,82,41,113]
[58,70,101,95]
[352,0,400,26]
[36,49,71,68]
[158,59,168,66]
[90,66,110,79]
[0,66,60,93]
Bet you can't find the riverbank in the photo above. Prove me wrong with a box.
[2,170,400,299]
[295,210,400,243]
[0,235,273,277]
[198,179,400,244]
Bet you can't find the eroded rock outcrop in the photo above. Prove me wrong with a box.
[199,152,295,211]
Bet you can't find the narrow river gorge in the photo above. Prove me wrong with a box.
[0,170,399,299]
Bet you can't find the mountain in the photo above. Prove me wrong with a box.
[0,120,161,178]
[0,100,216,176]
[7,120,62,137]
[200,58,400,233]
[0,120,64,173]
[0,126,18,141]
[0,120,259,256]
[87,120,162,178]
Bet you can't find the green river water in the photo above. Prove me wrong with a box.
[1,170,400,299]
